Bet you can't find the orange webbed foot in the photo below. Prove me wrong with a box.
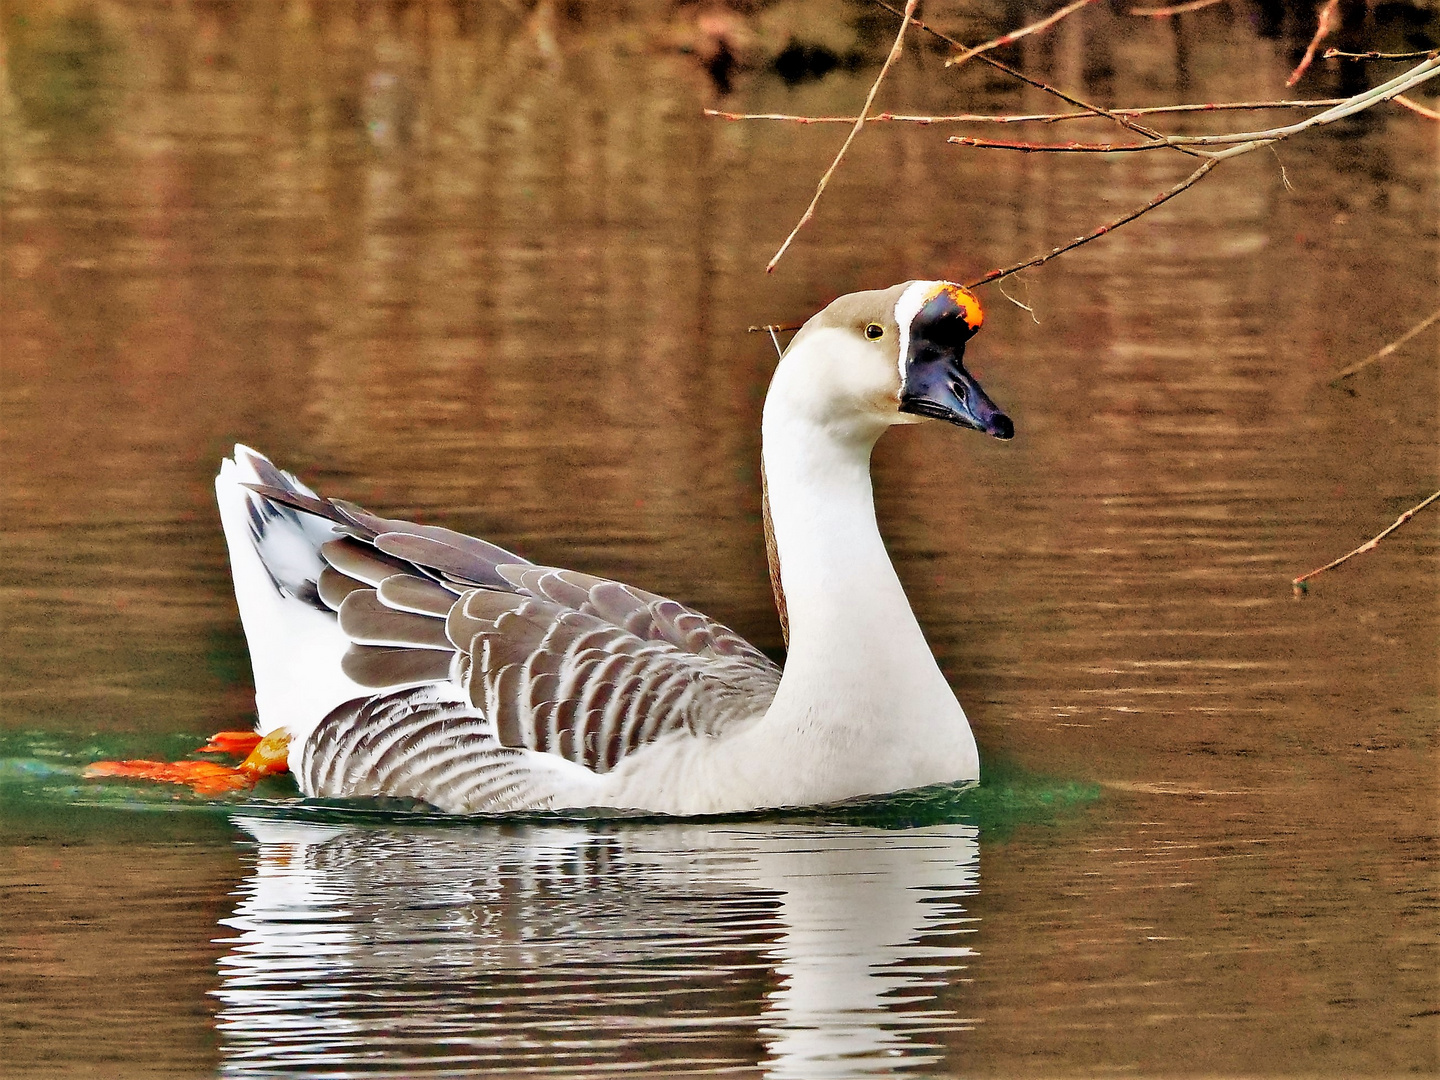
[237,729,292,780]
[84,729,292,797]
[83,758,256,796]
[197,730,265,755]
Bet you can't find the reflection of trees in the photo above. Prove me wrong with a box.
[216,817,979,1077]
[5,6,121,141]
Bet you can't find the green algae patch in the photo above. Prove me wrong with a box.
[795,754,1103,838]
[4,729,1098,843]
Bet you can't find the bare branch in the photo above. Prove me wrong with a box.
[747,323,803,334]
[766,0,917,273]
[951,136,1163,152]
[1395,94,1440,120]
[1324,48,1439,61]
[867,0,1195,151]
[706,99,1347,126]
[1130,0,1228,16]
[956,59,1437,287]
[1287,0,1340,87]
[946,0,1100,71]
[1292,491,1440,595]
[1160,57,1440,154]
[1330,307,1440,382]
[967,158,1220,287]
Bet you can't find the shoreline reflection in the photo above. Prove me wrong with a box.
[216,816,980,1078]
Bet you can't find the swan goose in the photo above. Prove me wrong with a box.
[89,280,1012,814]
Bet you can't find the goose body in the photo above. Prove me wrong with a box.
[217,280,1012,815]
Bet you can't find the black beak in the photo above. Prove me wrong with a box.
[899,362,1013,440]
[897,289,1013,439]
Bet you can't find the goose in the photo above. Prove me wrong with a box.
[86,280,1012,815]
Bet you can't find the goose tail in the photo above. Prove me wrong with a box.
[215,445,365,744]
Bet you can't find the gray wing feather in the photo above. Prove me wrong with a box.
[299,687,545,813]
[338,590,454,650]
[321,538,418,588]
[377,574,456,617]
[340,644,459,689]
[317,566,369,611]
[250,477,780,786]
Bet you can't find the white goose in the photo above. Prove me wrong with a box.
[120,280,1012,814]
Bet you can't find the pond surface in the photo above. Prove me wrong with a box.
[1,2,1436,1077]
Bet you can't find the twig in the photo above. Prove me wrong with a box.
[956,59,1437,286]
[1330,307,1440,382]
[1324,48,1439,61]
[705,100,1347,126]
[1270,144,1294,191]
[1156,57,1440,152]
[1395,94,1440,120]
[766,0,917,273]
[1287,0,1340,88]
[967,158,1220,287]
[1291,491,1440,595]
[951,63,1435,152]
[747,323,803,333]
[1130,0,1227,16]
[868,0,1193,152]
[997,276,1039,323]
[946,0,1099,70]
[951,136,1162,151]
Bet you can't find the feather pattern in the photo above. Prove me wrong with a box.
[231,448,781,804]
[298,687,547,813]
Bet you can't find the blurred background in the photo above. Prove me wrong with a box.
[1,0,1436,1076]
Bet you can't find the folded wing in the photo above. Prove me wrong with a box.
[249,476,781,786]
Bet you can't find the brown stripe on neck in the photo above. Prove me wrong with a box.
[760,461,789,649]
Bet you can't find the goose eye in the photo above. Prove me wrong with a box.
[864,323,885,340]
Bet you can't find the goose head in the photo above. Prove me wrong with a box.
[773,280,1013,443]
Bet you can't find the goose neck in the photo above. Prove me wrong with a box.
[759,403,915,661]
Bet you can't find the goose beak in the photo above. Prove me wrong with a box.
[897,284,1013,439]
[899,363,1013,439]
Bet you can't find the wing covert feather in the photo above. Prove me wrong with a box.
[250,478,780,781]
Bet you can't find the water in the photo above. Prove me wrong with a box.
[2,1,1436,1076]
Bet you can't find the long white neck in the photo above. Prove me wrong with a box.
[762,407,916,678]
[751,367,978,801]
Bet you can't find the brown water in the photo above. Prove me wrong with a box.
[1,2,1436,1077]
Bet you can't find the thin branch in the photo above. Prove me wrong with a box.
[946,0,1100,71]
[950,136,1159,151]
[1291,491,1440,595]
[1330,307,1440,382]
[867,0,1193,152]
[1287,0,1340,88]
[951,135,1167,151]
[967,158,1220,287]
[766,0,917,273]
[747,323,803,333]
[1324,48,1439,61]
[997,276,1040,322]
[953,59,1437,287]
[1395,94,1440,120]
[706,99,1348,126]
[1130,0,1227,16]
[1158,57,1440,153]
[953,62,1436,151]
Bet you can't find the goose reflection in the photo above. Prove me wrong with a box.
[216,815,980,1078]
